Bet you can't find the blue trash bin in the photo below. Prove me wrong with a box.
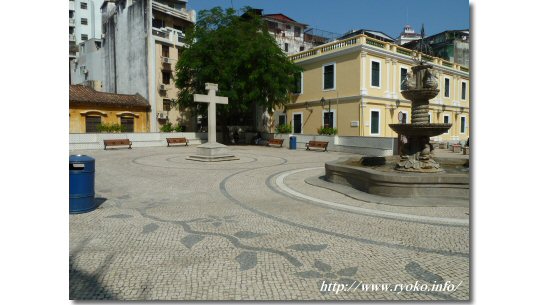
[69,155,96,214]
[289,135,297,150]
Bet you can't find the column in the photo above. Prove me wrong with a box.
[384,58,391,98]
[392,59,398,99]
[360,51,368,96]
[360,100,368,136]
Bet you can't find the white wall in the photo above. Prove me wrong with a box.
[70,132,208,150]
[272,134,398,156]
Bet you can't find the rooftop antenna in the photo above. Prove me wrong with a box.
[230,0,234,9]
[406,7,408,25]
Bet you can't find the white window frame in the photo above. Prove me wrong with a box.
[399,66,408,91]
[321,109,337,129]
[292,112,303,134]
[459,115,467,134]
[443,77,451,98]
[293,72,303,95]
[461,80,468,100]
[443,114,450,134]
[370,109,381,136]
[322,62,336,91]
[370,59,382,89]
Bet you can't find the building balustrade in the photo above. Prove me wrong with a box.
[289,34,469,73]
[153,27,186,45]
[152,1,194,23]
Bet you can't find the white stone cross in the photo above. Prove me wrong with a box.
[194,83,228,144]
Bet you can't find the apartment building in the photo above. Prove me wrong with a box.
[71,0,196,132]
[69,0,104,58]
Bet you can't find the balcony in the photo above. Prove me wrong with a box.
[69,34,76,42]
[69,0,75,11]
[152,27,186,45]
[152,1,194,23]
[69,18,75,27]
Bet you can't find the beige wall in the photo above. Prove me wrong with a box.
[69,106,150,133]
[283,37,470,142]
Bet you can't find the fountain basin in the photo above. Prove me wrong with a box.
[389,123,451,137]
[325,156,469,200]
[401,88,439,101]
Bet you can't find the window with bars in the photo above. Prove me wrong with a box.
[323,64,335,90]
[162,45,169,57]
[371,61,380,87]
[163,99,171,111]
[85,116,101,133]
[121,117,134,132]
[162,71,171,84]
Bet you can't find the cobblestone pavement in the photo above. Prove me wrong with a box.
[69,145,469,300]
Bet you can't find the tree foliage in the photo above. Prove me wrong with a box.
[174,7,301,122]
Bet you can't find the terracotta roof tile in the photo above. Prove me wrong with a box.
[69,85,150,110]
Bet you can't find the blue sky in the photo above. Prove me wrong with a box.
[188,0,470,39]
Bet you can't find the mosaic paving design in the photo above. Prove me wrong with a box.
[69,146,469,300]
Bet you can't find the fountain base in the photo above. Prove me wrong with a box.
[389,123,451,173]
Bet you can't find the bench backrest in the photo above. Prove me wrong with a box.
[167,137,187,143]
[269,139,284,144]
[308,140,328,147]
[104,139,130,145]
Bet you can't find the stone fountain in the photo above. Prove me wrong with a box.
[320,26,469,203]
[389,63,451,172]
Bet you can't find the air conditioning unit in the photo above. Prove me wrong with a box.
[101,33,106,39]
[82,68,88,74]
[163,57,170,63]
[157,112,168,119]
[159,84,166,90]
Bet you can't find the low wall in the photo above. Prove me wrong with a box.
[70,132,398,156]
[272,134,398,156]
[70,132,208,150]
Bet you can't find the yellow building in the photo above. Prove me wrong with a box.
[278,34,470,142]
[69,85,150,133]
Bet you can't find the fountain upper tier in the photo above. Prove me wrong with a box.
[389,123,451,137]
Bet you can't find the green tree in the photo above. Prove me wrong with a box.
[174,7,301,139]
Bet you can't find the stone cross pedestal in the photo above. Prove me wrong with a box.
[187,83,239,162]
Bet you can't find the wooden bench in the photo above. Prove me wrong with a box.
[166,137,189,147]
[266,138,284,148]
[306,140,329,152]
[104,139,132,150]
